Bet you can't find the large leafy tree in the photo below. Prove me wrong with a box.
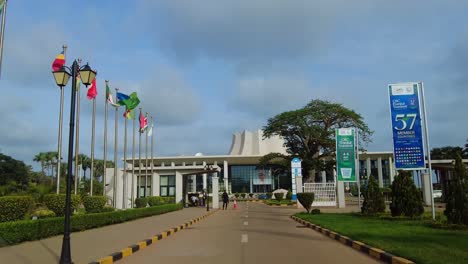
[263,99,372,181]
[431,146,467,159]
[0,153,30,186]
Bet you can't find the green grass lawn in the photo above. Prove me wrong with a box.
[296,213,468,264]
[265,200,294,205]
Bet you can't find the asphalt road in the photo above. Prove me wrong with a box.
[121,202,379,264]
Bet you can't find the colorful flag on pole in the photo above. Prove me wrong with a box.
[147,120,154,137]
[0,1,5,11]
[106,84,119,107]
[52,51,66,71]
[117,91,140,110]
[123,108,135,119]
[86,79,97,100]
[139,112,148,133]
[117,92,130,106]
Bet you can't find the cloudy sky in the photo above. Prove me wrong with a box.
[1,0,467,170]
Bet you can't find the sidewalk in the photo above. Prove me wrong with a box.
[0,207,209,264]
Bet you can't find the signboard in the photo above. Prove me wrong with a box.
[388,83,425,170]
[291,157,302,200]
[336,128,357,182]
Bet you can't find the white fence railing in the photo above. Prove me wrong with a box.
[303,183,336,206]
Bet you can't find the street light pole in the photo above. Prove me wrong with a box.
[59,60,78,264]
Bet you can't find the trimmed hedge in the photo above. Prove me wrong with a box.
[274,193,283,201]
[82,196,107,213]
[147,196,176,206]
[33,209,56,219]
[0,196,34,222]
[44,194,81,217]
[297,193,315,213]
[0,203,182,246]
[135,197,148,208]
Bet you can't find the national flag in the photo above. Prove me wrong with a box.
[116,92,130,106]
[86,79,97,100]
[139,112,148,133]
[106,84,119,107]
[147,120,154,137]
[52,51,65,71]
[123,108,135,119]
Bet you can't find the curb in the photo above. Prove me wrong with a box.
[89,210,217,264]
[266,203,296,207]
[291,216,414,264]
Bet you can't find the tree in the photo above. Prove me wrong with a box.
[0,153,30,187]
[33,152,47,176]
[444,154,468,225]
[361,176,386,215]
[263,99,372,181]
[431,146,467,160]
[390,171,424,217]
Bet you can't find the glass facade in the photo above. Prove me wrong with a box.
[160,175,175,197]
[137,175,151,197]
[228,165,291,193]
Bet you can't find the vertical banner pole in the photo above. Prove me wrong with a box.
[113,88,119,208]
[123,116,128,209]
[74,59,82,195]
[56,44,67,194]
[355,129,361,208]
[0,0,8,78]
[90,98,96,196]
[420,82,435,220]
[138,108,142,198]
[103,80,109,196]
[131,117,135,207]
[145,113,149,197]
[150,116,154,196]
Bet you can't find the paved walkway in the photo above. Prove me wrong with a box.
[0,207,209,264]
[122,202,379,264]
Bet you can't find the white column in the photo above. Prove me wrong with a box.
[152,172,160,196]
[321,171,326,183]
[366,158,371,178]
[175,171,183,203]
[115,169,124,209]
[377,157,383,187]
[223,160,229,193]
[191,175,196,193]
[335,168,345,208]
[202,173,207,190]
[212,175,219,209]
[421,173,433,206]
[295,176,303,209]
[389,156,395,183]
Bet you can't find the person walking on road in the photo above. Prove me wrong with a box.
[222,191,229,210]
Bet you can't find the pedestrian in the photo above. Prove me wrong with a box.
[191,195,198,206]
[222,191,229,210]
[233,197,237,209]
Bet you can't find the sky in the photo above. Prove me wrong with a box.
[1,0,467,171]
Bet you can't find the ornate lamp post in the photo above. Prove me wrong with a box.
[53,60,96,264]
[204,164,214,211]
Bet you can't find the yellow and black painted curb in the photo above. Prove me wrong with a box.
[291,216,414,264]
[89,210,217,264]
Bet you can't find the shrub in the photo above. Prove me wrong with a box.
[44,194,81,217]
[390,171,424,217]
[0,203,182,246]
[445,154,468,225]
[33,209,55,219]
[98,206,115,213]
[241,193,246,199]
[0,196,34,222]
[249,193,254,198]
[135,197,148,208]
[147,196,163,206]
[234,193,239,198]
[286,191,292,200]
[311,209,321,214]
[82,196,107,213]
[274,193,283,201]
[297,193,315,213]
[361,176,385,216]
[266,192,272,199]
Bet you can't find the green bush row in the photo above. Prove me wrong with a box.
[43,194,81,217]
[0,196,34,222]
[82,196,107,213]
[0,203,182,246]
[135,196,176,208]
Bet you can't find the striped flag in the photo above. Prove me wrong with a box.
[52,51,66,71]
[106,83,119,107]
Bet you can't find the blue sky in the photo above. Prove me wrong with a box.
[1,0,467,170]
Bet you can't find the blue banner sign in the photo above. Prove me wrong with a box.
[388,83,425,170]
[291,157,302,200]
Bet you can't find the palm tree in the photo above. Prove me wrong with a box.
[33,152,47,176]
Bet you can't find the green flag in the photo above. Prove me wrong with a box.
[122,92,140,110]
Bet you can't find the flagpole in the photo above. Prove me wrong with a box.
[0,0,8,78]
[74,59,82,195]
[145,113,149,197]
[151,116,154,192]
[113,88,119,208]
[131,116,136,207]
[103,80,109,197]
[123,114,128,209]
[90,97,96,196]
[56,44,66,194]
[138,108,142,198]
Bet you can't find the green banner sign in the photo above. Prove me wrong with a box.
[336,128,357,182]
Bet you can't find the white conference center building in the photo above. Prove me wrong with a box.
[106,129,467,209]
